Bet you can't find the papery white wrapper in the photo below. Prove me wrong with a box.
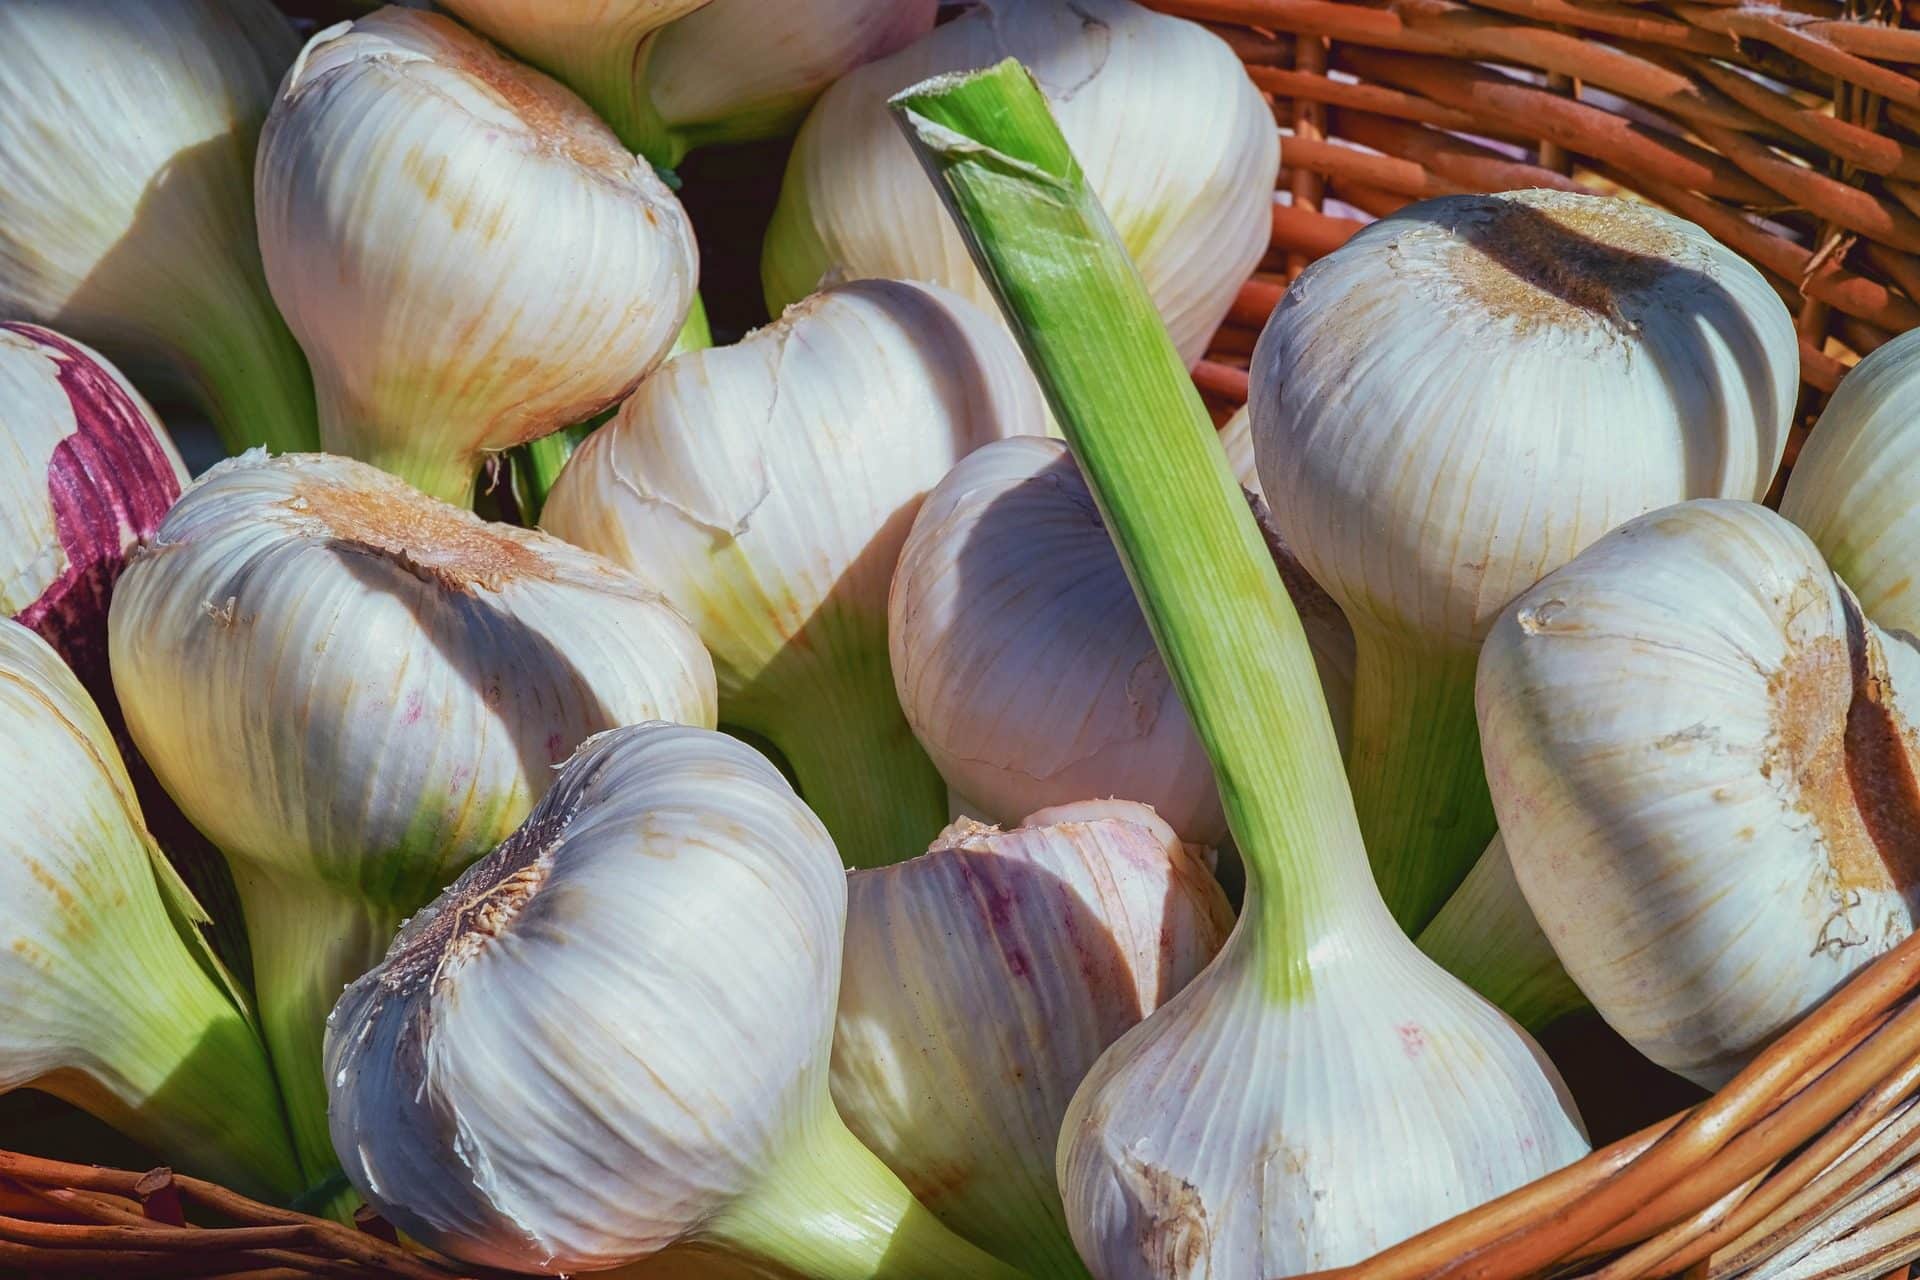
[762,0,1278,367]
[256,8,696,503]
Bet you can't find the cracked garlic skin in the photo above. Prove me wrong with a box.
[0,0,316,455]
[1479,499,1920,1088]
[762,0,1278,367]
[1058,870,1588,1277]
[327,725,1019,1280]
[256,7,696,504]
[543,278,1046,870]
[1782,328,1920,637]
[891,435,1352,845]
[1250,188,1796,930]
[109,451,716,1191]
[834,801,1232,1278]
[0,619,300,1201]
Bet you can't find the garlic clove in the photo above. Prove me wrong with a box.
[1478,498,1920,1087]
[110,450,717,1197]
[1781,328,1920,636]
[256,8,697,505]
[761,0,1278,368]
[890,433,1352,845]
[834,800,1232,1277]
[542,278,1047,870]
[1251,189,1798,932]
[0,0,317,455]
[0,618,301,1200]
[328,723,1023,1280]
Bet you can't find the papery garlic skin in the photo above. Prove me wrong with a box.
[1782,328,1920,636]
[256,8,697,504]
[544,279,1046,870]
[1478,499,1920,1087]
[1251,189,1796,931]
[762,0,1277,367]
[329,724,1020,1280]
[891,435,1352,845]
[0,618,300,1200]
[0,325,185,704]
[1416,834,1586,1033]
[111,451,716,1191]
[1060,901,1588,1276]
[834,802,1231,1279]
[0,0,316,455]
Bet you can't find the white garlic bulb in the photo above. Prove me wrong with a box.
[0,0,316,454]
[439,0,936,167]
[1251,188,1797,932]
[256,8,697,504]
[1478,498,1920,1087]
[1782,328,1920,635]
[890,434,1352,845]
[543,279,1046,870]
[328,723,1023,1279]
[834,801,1231,1278]
[0,618,301,1199]
[111,450,716,1192]
[762,0,1278,367]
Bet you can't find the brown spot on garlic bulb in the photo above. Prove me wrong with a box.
[290,474,549,594]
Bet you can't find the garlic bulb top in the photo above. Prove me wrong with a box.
[834,801,1232,1278]
[110,450,716,1192]
[1248,189,1797,931]
[543,279,1046,869]
[0,617,300,1199]
[0,0,317,454]
[890,434,1352,846]
[1478,499,1920,1086]
[257,8,697,504]
[329,723,1022,1280]
[1,324,185,704]
[1782,328,1920,636]
[762,0,1278,367]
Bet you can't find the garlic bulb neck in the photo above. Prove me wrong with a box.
[257,8,696,505]
[0,0,318,454]
[0,619,300,1202]
[1251,189,1796,932]
[1416,834,1587,1032]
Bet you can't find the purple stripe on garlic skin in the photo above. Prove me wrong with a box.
[0,324,185,710]
[833,799,1233,1279]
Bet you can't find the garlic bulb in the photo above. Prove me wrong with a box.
[1,324,185,705]
[440,0,936,167]
[890,433,1352,845]
[256,8,697,505]
[543,279,1046,869]
[1251,189,1797,931]
[762,0,1278,367]
[1782,328,1920,635]
[1415,834,1586,1033]
[834,801,1232,1279]
[111,451,716,1195]
[0,0,316,454]
[1478,498,1920,1087]
[328,723,1022,1280]
[0,618,300,1200]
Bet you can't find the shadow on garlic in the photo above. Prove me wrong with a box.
[834,800,1232,1278]
[109,451,716,1200]
[542,278,1046,870]
[1478,498,1920,1087]
[256,8,696,504]
[327,724,1022,1280]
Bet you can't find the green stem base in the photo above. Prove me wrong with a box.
[1345,632,1496,933]
[182,275,319,457]
[1416,835,1588,1031]
[711,1107,1026,1280]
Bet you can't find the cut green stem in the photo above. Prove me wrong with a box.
[1345,635,1496,932]
[1416,835,1588,1032]
[712,1106,1027,1280]
[890,62,1382,1000]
